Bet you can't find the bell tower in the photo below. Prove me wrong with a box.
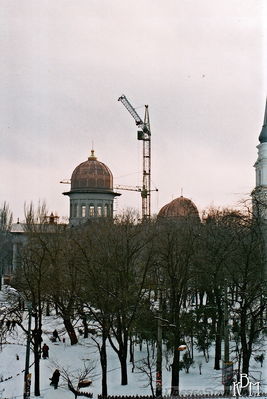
[252,98,267,282]
[253,98,267,218]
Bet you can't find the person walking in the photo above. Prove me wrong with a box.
[42,343,49,359]
[52,329,61,342]
[50,369,60,389]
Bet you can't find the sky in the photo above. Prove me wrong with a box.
[0,0,266,221]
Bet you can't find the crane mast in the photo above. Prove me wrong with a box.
[118,94,151,220]
[142,105,151,220]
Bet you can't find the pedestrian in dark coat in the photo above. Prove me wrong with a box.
[52,329,61,341]
[11,320,16,330]
[42,343,49,359]
[50,369,60,389]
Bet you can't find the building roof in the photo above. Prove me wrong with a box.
[10,223,25,233]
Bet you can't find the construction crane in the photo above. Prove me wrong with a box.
[115,184,143,193]
[118,94,152,220]
[115,184,158,197]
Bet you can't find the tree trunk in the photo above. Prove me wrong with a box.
[32,327,42,396]
[119,351,128,385]
[82,316,89,339]
[240,309,251,395]
[240,309,250,375]
[108,328,128,385]
[190,334,194,360]
[199,291,204,306]
[171,347,180,396]
[32,312,42,397]
[129,335,135,371]
[241,347,250,375]
[214,314,222,370]
[100,331,108,397]
[214,331,221,370]
[214,292,223,370]
[152,341,155,359]
[46,302,50,316]
[63,318,78,345]
[34,348,40,396]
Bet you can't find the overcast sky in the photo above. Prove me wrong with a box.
[1,0,266,221]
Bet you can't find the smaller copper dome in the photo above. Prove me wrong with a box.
[158,196,199,220]
[71,150,113,191]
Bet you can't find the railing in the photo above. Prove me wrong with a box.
[97,394,267,399]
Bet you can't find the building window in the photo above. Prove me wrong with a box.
[104,204,108,217]
[97,206,102,216]
[74,204,78,218]
[81,205,86,217]
[89,205,95,217]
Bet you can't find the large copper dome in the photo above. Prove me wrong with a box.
[71,150,113,191]
[158,196,200,220]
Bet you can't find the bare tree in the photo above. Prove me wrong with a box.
[105,214,155,386]
[46,229,80,345]
[156,217,199,396]
[196,207,237,370]
[12,201,65,395]
[226,210,266,378]
[54,361,95,398]
[136,342,156,398]
[76,213,156,387]
[0,202,13,289]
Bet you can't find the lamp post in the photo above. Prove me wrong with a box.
[24,301,32,399]
[156,289,162,398]
[223,284,232,395]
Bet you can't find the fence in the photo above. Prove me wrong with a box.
[97,394,267,399]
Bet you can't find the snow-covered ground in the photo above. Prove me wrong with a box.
[0,290,266,399]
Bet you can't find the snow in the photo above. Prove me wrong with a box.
[0,289,266,399]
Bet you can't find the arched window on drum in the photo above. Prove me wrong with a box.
[81,205,86,217]
[104,204,108,217]
[97,205,102,217]
[89,204,95,217]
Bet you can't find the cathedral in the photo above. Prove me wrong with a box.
[6,98,267,279]
[60,98,267,225]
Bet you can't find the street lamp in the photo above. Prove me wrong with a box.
[222,283,233,395]
[154,313,177,397]
[155,290,162,399]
